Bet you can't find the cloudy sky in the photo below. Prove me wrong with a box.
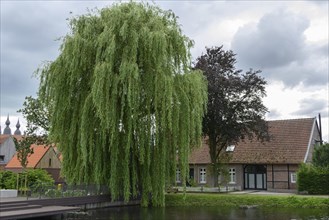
[1,1,328,141]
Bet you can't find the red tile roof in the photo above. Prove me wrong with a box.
[0,135,24,144]
[0,135,11,144]
[189,139,211,164]
[189,118,317,165]
[6,145,50,168]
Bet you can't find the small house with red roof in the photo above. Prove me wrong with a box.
[186,117,321,192]
[5,145,63,183]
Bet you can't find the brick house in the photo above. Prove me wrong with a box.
[186,117,321,192]
[5,144,63,183]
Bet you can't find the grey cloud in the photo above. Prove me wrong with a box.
[231,9,328,88]
[316,43,329,57]
[266,109,282,119]
[293,98,328,117]
[1,2,73,114]
[264,57,328,88]
[159,1,242,33]
[307,0,328,6]
[158,1,264,60]
[232,9,309,69]
[0,1,109,115]
[1,3,68,52]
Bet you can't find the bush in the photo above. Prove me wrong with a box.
[297,163,329,195]
[45,188,62,198]
[0,169,54,191]
[26,169,54,188]
[313,143,329,168]
[0,170,17,189]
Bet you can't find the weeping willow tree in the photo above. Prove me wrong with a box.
[38,2,207,207]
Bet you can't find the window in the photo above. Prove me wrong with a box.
[176,169,181,183]
[226,145,235,152]
[199,168,206,184]
[49,158,52,167]
[229,168,236,184]
[291,173,297,183]
[0,155,4,162]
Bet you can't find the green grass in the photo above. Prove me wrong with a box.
[165,193,329,209]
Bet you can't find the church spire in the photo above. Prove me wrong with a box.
[3,114,11,135]
[14,119,22,135]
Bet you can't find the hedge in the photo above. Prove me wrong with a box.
[297,164,329,195]
[165,193,329,209]
[0,170,17,189]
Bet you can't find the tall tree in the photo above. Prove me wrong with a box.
[14,96,51,192]
[194,46,269,186]
[19,96,50,136]
[16,96,51,145]
[37,2,207,207]
[13,137,34,194]
[13,138,34,170]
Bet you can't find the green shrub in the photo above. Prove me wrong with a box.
[313,143,329,168]
[45,188,62,198]
[0,169,54,191]
[187,178,197,187]
[297,163,329,195]
[63,190,75,197]
[165,193,329,209]
[26,169,54,188]
[0,170,17,189]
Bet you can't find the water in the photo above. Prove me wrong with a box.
[59,206,329,220]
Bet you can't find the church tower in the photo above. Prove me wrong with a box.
[3,115,11,135]
[14,119,22,135]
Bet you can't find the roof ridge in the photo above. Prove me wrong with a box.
[266,117,315,122]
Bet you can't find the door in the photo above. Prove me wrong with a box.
[244,165,267,190]
[187,168,195,186]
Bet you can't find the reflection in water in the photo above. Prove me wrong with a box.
[59,206,329,220]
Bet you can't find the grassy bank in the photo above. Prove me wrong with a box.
[165,193,329,209]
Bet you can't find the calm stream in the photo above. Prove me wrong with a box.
[55,206,329,220]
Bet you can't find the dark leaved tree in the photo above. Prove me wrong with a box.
[194,46,269,186]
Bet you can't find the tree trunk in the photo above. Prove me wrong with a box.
[24,172,27,196]
[16,173,19,190]
[213,166,219,187]
[209,136,219,187]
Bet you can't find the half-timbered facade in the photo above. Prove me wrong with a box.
[187,117,321,192]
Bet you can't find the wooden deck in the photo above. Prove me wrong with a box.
[0,205,79,220]
[0,195,140,219]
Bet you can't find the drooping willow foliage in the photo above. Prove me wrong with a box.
[38,2,207,207]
